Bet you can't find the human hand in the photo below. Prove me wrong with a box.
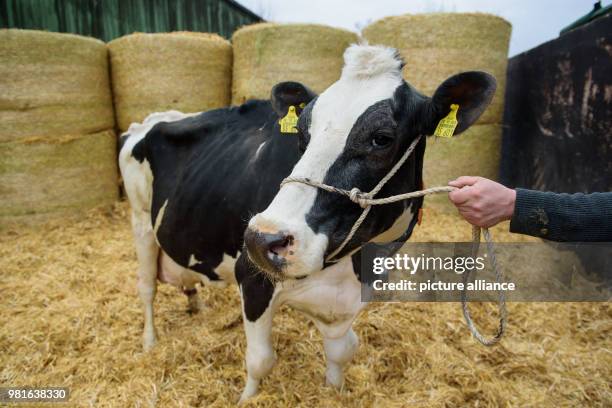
[447,176,516,228]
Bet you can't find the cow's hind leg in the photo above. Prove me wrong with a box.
[132,211,159,351]
[323,327,358,389]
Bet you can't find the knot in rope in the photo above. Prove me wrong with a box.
[349,188,370,208]
[277,134,506,346]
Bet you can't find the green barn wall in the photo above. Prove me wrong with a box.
[0,0,261,41]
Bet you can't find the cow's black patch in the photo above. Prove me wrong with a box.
[129,82,318,321]
[235,253,275,322]
[307,83,428,265]
[308,70,495,275]
[131,137,146,163]
[136,100,306,282]
[296,97,316,153]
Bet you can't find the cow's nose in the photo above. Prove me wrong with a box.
[244,228,294,273]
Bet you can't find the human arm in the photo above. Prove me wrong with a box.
[447,176,612,242]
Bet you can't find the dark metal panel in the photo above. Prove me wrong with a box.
[501,13,612,193]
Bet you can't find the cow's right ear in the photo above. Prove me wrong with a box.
[271,81,317,117]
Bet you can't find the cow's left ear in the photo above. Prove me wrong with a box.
[271,81,317,117]
[427,71,496,135]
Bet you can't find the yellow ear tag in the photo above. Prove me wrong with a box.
[279,105,299,134]
[434,104,459,138]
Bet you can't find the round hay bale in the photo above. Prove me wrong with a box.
[0,131,118,226]
[109,32,232,132]
[362,13,511,125]
[0,29,114,142]
[231,23,357,105]
[422,124,502,213]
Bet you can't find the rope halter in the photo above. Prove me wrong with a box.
[279,134,506,346]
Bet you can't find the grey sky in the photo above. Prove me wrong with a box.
[235,0,605,56]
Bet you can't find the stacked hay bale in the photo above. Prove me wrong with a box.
[0,29,118,226]
[109,32,232,132]
[363,14,511,213]
[231,23,358,105]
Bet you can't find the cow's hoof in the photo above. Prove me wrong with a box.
[184,288,202,315]
[325,363,344,389]
[186,295,202,315]
[143,333,157,352]
[238,376,259,404]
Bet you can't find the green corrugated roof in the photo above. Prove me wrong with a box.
[0,0,263,41]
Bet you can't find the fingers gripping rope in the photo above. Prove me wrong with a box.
[280,135,507,346]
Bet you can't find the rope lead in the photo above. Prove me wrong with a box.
[280,135,507,346]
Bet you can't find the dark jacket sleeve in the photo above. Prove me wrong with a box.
[509,189,612,242]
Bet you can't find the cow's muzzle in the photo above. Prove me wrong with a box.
[244,228,294,276]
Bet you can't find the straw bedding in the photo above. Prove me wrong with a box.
[362,13,511,125]
[0,201,609,407]
[421,125,502,214]
[231,23,357,105]
[109,33,232,132]
[0,29,114,143]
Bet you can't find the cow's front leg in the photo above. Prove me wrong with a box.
[240,304,275,402]
[323,327,358,389]
[236,254,277,403]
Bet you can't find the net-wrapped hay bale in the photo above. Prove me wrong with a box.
[423,124,502,213]
[363,13,511,125]
[109,32,232,132]
[0,29,114,142]
[232,23,357,105]
[0,131,118,226]
[0,29,118,225]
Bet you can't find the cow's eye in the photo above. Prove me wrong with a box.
[371,132,393,148]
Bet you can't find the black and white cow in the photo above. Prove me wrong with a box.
[119,44,495,401]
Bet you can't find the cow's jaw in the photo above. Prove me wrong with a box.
[247,45,404,279]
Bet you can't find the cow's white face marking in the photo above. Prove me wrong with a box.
[249,45,404,277]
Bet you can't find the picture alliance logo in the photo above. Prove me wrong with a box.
[372,253,488,275]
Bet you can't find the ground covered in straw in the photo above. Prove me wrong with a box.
[1,202,610,407]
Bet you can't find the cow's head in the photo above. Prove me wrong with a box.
[245,44,496,280]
